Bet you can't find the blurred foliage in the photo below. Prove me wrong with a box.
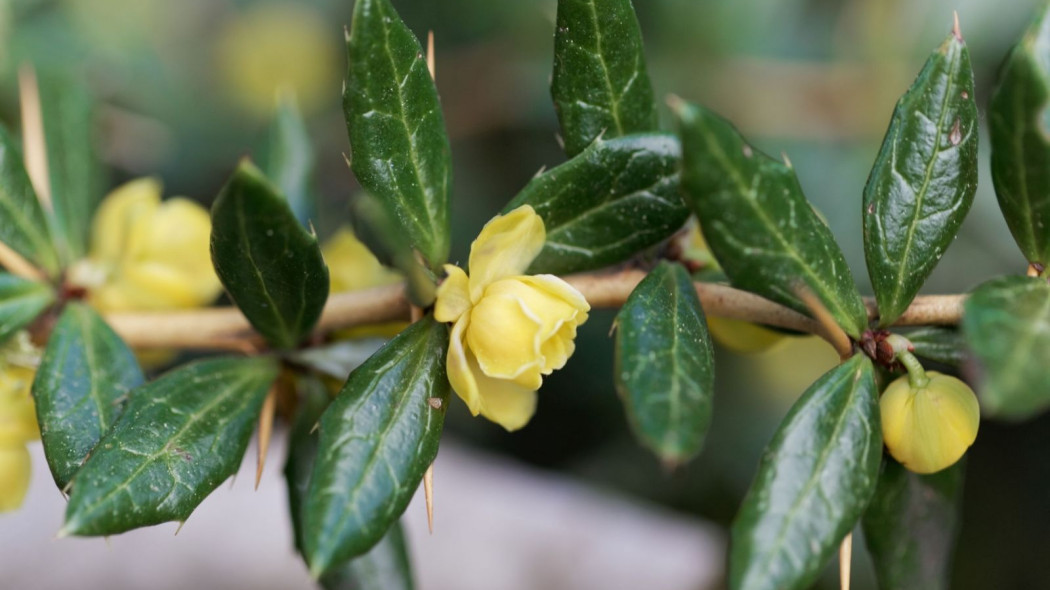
[1,0,1047,588]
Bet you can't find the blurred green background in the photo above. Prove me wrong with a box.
[2,0,1048,588]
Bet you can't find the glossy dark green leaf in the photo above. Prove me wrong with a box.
[266,93,316,226]
[33,303,143,490]
[304,316,449,578]
[285,377,416,590]
[211,160,330,349]
[614,261,714,465]
[0,124,59,276]
[38,73,105,263]
[505,133,687,275]
[863,458,964,590]
[551,0,658,157]
[345,0,452,269]
[321,522,415,590]
[729,355,881,590]
[62,357,279,536]
[676,102,868,338]
[962,276,1050,419]
[901,327,967,368]
[863,31,977,326]
[990,5,1050,267]
[0,273,53,343]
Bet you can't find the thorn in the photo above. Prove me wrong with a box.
[255,386,278,490]
[781,152,793,169]
[426,31,436,81]
[665,93,686,115]
[423,463,435,534]
[532,165,547,180]
[342,152,352,169]
[18,64,52,212]
[839,533,852,590]
[795,284,853,361]
[55,527,70,540]
[410,305,424,323]
[174,520,187,537]
[554,133,565,151]
[309,420,320,435]
[952,11,962,41]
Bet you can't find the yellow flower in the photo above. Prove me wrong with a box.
[69,178,222,312]
[0,445,31,513]
[434,206,590,431]
[322,227,406,340]
[0,352,39,513]
[880,372,980,474]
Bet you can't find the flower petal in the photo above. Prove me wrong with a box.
[322,227,402,293]
[466,353,539,432]
[466,288,544,383]
[519,274,590,319]
[468,205,545,300]
[434,265,472,323]
[91,178,162,264]
[447,316,482,416]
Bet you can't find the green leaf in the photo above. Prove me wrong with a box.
[211,160,330,349]
[266,93,316,226]
[862,458,964,590]
[729,355,881,590]
[62,357,279,536]
[345,0,452,269]
[990,5,1050,267]
[304,316,449,578]
[0,124,59,276]
[33,303,143,490]
[551,0,658,157]
[863,31,977,326]
[321,522,415,590]
[506,133,687,275]
[900,327,967,368]
[676,102,869,339]
[285,377,416,590]
[962,275,1050,419]
[38,73,105,264]
[0,273,53,343]
[614,261,714,465]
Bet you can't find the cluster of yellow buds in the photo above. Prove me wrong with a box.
[0,334,40,512]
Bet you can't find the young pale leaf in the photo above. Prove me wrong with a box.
[900,327,967,368]
[33,303,143,490]
[0,125,59,276]
[729,355,881,590]
[211,160,330,349]
[862,458,964,590]
[304,316,449,578]
[62,357,279,536]
[990,5,1050,267]
[506,133,687,275]
[676,102,869,339]
[614,261,714,465]
[38,74,105,264]
[345,0,452,270]
[266,94,316,226]
[0,273,53,343]
[321,522,415,590]
[551,0,658,157]
[962,276,1050,419]
[863,30,977,326]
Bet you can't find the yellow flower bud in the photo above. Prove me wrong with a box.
[70,178,222,313]
[322,228,406,339]
[434,206,590,431]
[880,372,979,474]
[0,364,38,446]
[0,445,31,513]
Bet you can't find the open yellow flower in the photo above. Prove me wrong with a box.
[880,371,979,474]
[435,206,589,431]
[68,178,222,312]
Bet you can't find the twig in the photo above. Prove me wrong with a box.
[102,269,967,351]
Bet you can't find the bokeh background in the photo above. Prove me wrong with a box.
[0,0,1048,588]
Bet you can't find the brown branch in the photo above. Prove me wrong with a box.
[102,268,967,352]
